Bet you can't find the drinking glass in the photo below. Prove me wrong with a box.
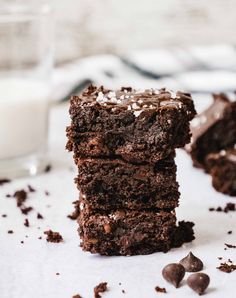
[0,2,53,178]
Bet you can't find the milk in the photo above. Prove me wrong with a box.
[0,78,50,160]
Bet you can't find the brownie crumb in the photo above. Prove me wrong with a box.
[37,213,44,219]
[225,243,236,249]
[67,200,80,220]
[5,194,11,198]
[209,202,235,213]
[94,282,108,298]
[56,273,60,276]
[28,185,36,192]
[38,236,42,240]
[217,262,236,273]
[8,230,13,234]
[72,295,82,298]
[0,179,11,186]
[122,289,126,294]
[2,214,7,218]
[44,230,63,243]
[21,206,33,215]
[21,241,24,244]
[171,221,195,247]
[45,164,52,173]
[13,190,27,207]
[24,218,29,227]
[228,231,232,234]
[45,190,50,196]
[155,286,167,293]
[218,257,223,260]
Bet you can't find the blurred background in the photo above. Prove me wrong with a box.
[45,0,236,64]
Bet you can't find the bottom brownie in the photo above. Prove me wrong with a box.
[78,207,194,256]
[206,149,236,196]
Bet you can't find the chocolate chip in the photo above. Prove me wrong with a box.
[162,263,185,288]
[179,252,203,272]
[187,273,210,295]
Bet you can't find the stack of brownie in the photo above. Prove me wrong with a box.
[67,85,196,255]
[187,93,236,196]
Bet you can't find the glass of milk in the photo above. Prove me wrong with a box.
[0,2,53,178]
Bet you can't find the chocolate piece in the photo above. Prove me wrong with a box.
[67,85,196,163]
[188,93,236,169]
[76,156,179,210]
[206,149,236,196]
[94,282,108,298]
[179,252,203,272]
[44,230,63,243]
[217,262,236,273]
[187,273,210,295]
[155,286,167,293]
[0,179,11,186]
[162,263,185,288]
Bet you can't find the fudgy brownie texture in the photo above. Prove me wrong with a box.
[187,93,236,169]
[206,149,236,196]
[66,85,196,163]
[76,156,179,210]
[78,206,194,256]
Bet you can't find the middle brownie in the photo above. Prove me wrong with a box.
[75,155,179,210]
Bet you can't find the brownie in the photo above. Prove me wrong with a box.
[187,93,236,169]
[78,207,177,255]
[206,149,236,196]
[76,156,179,210]
[78,206,194,256]
[66,85,196,163]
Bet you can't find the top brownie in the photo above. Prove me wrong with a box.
[187,93,236,169]
[67,85,196,163]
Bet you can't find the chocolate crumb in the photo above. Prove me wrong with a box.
[8,230,13,234]
[21,241,24,244]
[5,194,11,198]
[24,218,29,227]
[155,286,167,293]
[56,273,60,276]
[94,282,108,298]
[28,185,36,192]
[13,190,27,207]
[72,295,82,298]
[44,230,63,243]
[67,200,80,220]
[122,289,126,294]
[218,257,223,260]
[228,259,233,263]
[2,214,7,218]
[21,206,33,215]
[45,190,50,196]
[225,243,236,249]
[228,231,232,234]
[209,202,235,213]
[45,164,52,173]
[37,213,44,219]
[0,179,11,186]
[38,236,42,240]
[217,262,236,273]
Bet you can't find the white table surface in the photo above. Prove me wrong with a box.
[0,102,235,298]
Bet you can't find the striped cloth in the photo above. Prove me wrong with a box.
[53,44,236,112]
